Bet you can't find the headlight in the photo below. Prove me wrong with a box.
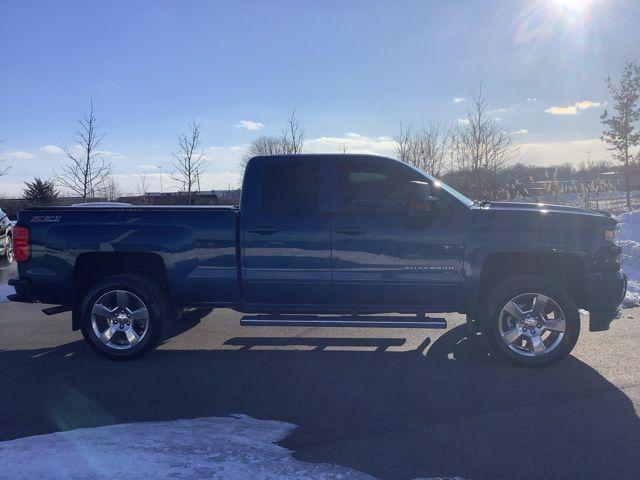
[598,226,622,271]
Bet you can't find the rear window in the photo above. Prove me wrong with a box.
[261,162,320,214]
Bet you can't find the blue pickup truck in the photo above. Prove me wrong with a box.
[9,154,626,365]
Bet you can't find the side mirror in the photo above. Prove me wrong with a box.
[407,181,439,216]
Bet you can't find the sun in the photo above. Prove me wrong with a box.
[552,0,594,22]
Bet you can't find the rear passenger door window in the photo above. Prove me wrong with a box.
[261,162,320,214]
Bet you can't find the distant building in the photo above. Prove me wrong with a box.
[118,189,241,206]
[597,168,640,191]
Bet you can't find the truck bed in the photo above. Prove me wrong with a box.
[16,205,240,307]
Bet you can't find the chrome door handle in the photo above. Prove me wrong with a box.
[336,226,366,235]
[249,226,278,235]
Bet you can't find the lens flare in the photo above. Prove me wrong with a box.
[553,0,593,23]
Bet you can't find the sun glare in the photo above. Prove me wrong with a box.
[552,0,593,22]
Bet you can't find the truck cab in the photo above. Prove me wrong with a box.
[240,154,466,311]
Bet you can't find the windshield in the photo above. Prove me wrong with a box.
[402,162,474,207]
[430,177,474,207]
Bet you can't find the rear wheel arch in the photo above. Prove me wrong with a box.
[72,252,172,331]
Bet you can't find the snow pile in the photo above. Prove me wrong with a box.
[618,209,640,306]
[0,283,14,302]
[0,414,374,480]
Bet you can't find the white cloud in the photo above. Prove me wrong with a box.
[514,129,529,135]
[236,120,265,131]
[39,144,64,155]
[96,150,115,157]
[452,97,466,103]
[6,151,35,159]
[526,97,538,102]
[544,100,601,116]
[305,132,396,156]
[62,144,115,157]
[138,164,159,170]
[457,118,470,125]
[518,137,608,166]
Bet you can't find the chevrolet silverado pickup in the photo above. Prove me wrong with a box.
[9,154,627,365]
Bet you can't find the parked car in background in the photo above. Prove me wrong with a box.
[0,208,13,264]
[9,154,627,366]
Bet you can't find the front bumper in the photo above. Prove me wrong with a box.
[587,270,627,332]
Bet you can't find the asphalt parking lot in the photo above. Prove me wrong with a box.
[0,262,16,284]
[1,261,639,479]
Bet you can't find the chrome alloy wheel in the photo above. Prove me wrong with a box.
[5,236,13,263]
[91,290,150,350]
[498,293,566,357]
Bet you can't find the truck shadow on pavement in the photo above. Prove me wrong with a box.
[1,324,638,480]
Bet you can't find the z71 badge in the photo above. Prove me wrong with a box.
[31,215,62,223]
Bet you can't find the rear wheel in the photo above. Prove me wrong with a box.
[80,274,171,360]
[481,275,580,366]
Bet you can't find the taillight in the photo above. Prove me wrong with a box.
[12,226,30,262]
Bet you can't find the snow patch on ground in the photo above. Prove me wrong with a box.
[618,210,640,307]
[0,415,374,479]
[0,283,14,302]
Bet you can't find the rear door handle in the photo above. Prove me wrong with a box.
[336,226,366,235]
[249,226,278,235]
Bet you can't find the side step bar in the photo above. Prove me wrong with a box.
[240,314,447,329]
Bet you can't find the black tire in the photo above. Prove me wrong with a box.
[480,275,580,367]
[80,274,172,360]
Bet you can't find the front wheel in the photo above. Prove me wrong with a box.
[80,274,172,360]
[481,275,580,366]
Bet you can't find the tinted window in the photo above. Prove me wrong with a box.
[261,162,320,214]
[339,161,415,215]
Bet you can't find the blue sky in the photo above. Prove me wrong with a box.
[1,0,639,195]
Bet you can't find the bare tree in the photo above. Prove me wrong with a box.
[239,109,306,173]
[0,139,11,177]
[57,101,112,202]
[601,61,640,210]
[395,122,450,177]
[136,174,150,204]
[100,176,121,201]
[395,121,413,165]
[171,120,208,205]
[451,86,518,199]
[239,135,290,173]
[282,108,305,154]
